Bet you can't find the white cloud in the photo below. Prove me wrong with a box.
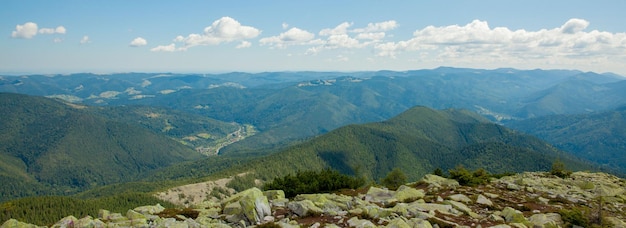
[236,41,252,49]
[259,27,317,48]
[351,20,398,33]
[150,43,178,52]
[356,32,386,40]
[11,22,38,39]
[560,18,589,34]
[319,22,352,36]
[53,38,63,43]
[373,18,626,71]
[162,16,260,51]
[282,22,289,29]
[130,37,148,47]
[80,35,90,44]
[39,26,66,35]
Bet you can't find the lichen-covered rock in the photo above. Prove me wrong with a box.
[134,204,166,214]
[447,194,472,203]
[264,190,285,200]
[444,200,479,218]
[394,185,425,203]
[365,186,397,205]
[295,193,351,211]
[385,217,411,228]
[287,199,324,216]
[407,202,455,215]
[237,188,271,225]
[528,213,562,228]
[0,219,43,228]
[476,194,493,206]
[347,216,376,228]
[407,218,433,228]
[501,207,528,224]
[51,215,78,228]
[420,174,459,189]
[126,209,148,227]
[222,201,242,215]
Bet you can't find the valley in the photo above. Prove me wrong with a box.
[1,68,625,226]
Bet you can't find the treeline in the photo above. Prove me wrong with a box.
[263,169,365,198]
[0,193,175,226]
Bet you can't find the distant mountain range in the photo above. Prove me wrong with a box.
[1,68,625,202]
[144,106,596,186]
[2,68,624,154]
[0,93,238,201]
[507,106,626,174]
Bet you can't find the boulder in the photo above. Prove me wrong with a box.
[476,194,493,206]
[264,190,286,200]
[0,219,42,228]
[238,188,271,225]
[222,201,242,215]
[365,186,397,205]
[394,185,425,203]
[420,174,459,188]
[385,217,411,228]
[447,194,472,203]
[295,193,351,211]
[287,199,324,216]
[528,213,562,228]
[501,207,528,224]
[347,216,376,228]
[444,200,479,218]
[407,202,454,215]
[134,204,166,214]
[407,218,433,228]
[51,215,78,228]
[126,209,148,227]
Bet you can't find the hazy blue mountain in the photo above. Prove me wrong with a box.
[2,68,625,155]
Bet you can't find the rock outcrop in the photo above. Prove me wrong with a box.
[2,171,625,227]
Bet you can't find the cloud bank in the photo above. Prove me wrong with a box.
[11,22,66,39]
[151,17,260,52]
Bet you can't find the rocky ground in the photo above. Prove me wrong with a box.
[2,171,625,228]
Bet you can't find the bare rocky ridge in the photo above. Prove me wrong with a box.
[3,171,625,228]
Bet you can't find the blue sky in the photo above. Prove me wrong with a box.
[2,0,626,75]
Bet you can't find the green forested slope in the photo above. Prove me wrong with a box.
[0,93,204,201]
[147,106,595,185]
[507,106,626,175]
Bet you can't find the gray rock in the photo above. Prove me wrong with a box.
[134,204,166,214]
[447,194,472,203]
[476,194,493,206]
[264,190,286,200]
[528,213,562,227]
[394,185,425,203]
[51,215,78,228]
[347,216,376,228]
[420,174,460,189]
[287,199,324,216]
[501,207,527,223]
[365,186,398,205]
[1,219,43,228]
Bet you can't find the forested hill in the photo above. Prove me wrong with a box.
[0,93,207,201]
[507,106,626,175]
[151,106,596,184]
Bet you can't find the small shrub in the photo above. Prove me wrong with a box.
[381,168,407,190]
[550,160,572,178]
[432,168,445,177]
[227,174,257,192]
[448,165,491,186]
[559,208,589,227]
[263,168,365,198]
